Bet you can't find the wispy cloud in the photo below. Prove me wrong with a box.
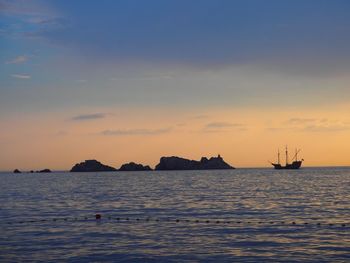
[11,74,31,79]
[27,17,68,28]
[287,118,317,124]
[205,122,243,128]
[6,55,29,64]
[270,118,350,133]
[101,128,171,136]
[71,113,106,121]
[0,0,55,16]
[109,73,173,82]
[302,124,350,132]
[203,122,246,132]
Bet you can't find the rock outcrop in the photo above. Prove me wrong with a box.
[155,155,234,170]
[38,169,51,173]
[13,169,21,173]
[70,160,117,172]
[119,162,152,171]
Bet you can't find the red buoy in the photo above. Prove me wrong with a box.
[95,214,101,220]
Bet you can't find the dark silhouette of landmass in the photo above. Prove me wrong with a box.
[70,160,152,172]
[155,155,235,170]
[70,160,117,172]
[119,162,152,171]
[38,169,52,173]
[13,168,51,173]
[11,155,235,173]
[44,155,235,173]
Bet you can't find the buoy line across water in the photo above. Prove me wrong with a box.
[0,214,349,228]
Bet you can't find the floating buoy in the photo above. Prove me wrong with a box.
[95,214,101,220]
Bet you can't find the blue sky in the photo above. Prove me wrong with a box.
[4,0,349,68]
[1,0,350,114]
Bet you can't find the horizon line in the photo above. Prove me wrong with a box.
[1,165,350,173]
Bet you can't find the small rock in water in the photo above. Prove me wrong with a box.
[119,162,152,171]
[38,169,52,173]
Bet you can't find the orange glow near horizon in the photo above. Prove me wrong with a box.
[1,104,350,171]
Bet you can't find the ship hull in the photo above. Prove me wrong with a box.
[272,161,302,170]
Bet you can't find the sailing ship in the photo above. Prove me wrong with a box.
[271,146,303,169]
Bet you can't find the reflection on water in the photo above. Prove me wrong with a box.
[0,168,350,261]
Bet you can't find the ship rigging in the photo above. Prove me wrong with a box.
[271,146,303,169]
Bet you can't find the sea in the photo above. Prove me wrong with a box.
[0,167,349,262]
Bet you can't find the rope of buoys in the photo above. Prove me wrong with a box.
[1,214,349,228]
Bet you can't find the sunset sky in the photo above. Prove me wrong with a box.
[1,0,350,170]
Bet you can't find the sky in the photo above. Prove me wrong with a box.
[1,0,350,170]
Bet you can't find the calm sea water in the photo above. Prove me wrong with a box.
[1,168,349,262]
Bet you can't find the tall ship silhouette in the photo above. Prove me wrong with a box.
[271,146,303,169]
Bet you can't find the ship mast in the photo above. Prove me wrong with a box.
[278,149,280,165]
[295,148,298,162]
[285,145,289,165]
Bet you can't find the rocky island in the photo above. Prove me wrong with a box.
[155,155,234,170]
[69,155,234,172]
[35,169,52,173]
[70,160,117,172]
[13,169,52,173]
[119,162,152,171]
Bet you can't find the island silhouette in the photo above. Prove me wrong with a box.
[13,155,234,173]
[155,155,234,170]
[69,155,234,172]
[13,169,52,174]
